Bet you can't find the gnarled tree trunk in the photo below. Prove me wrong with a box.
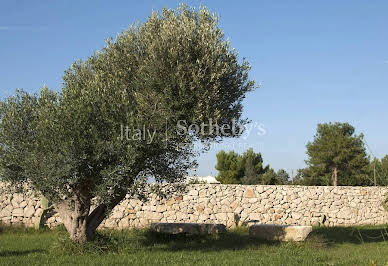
[53,189,125,243]
[54,192,92,243]
[55,201,109,243]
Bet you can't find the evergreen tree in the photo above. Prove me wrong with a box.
[305,122,371,186]
[381,155,388,176]
[275,169,290,185]
[215,151,244,184]
[260,169,277,185]
[240,149,269,184]
[216,148,269,184]
[369,156,388,186]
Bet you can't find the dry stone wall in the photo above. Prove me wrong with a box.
[1,185,387,229]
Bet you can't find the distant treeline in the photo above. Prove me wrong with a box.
[215,122,388,186]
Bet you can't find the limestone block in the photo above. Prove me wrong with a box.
[337,208,353,219]
[111,211,125,219]
[24,206,35,217]
[0,208,11,218]
[118,219,129,228]
[292,212,303,220]
[11,199,19,208]
[145,211,163,220]
[156,205,167,213]
[150,223,226,235]
[105,219,118,228]
[249,213,262,221]
[198,214,209,221]
[249,224,312,241]
[13,194,24,204]
[215,213,227,221]
[244,188,256,198]
[12,208,24,217]
[188,190,199,196]
[19,201,28,208]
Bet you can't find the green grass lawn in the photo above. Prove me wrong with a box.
[0,224,387,266]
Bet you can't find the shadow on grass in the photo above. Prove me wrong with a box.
[140,228,280,252]
[1,223,387,255]
[50,228,272,254]
[309,226,388,245]
[139,225,388,252]
[0,249,46,257]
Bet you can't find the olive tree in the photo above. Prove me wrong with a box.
[0,5,255,243]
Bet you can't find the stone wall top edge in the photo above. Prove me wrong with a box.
[185,184,388,189]
[1,182,387,196]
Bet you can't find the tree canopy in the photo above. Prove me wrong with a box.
[304,122,371,186]
[215,148,289,185]
[368,155,388,186]
[0,5,255,242]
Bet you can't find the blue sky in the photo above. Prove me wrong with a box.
[1,1,387,177]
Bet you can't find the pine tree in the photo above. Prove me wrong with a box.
[305,122,371,186]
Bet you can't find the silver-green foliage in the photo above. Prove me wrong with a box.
[0,5,254,240]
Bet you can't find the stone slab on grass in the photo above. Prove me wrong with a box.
[150,223,226,235]
[249,224,312,241]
